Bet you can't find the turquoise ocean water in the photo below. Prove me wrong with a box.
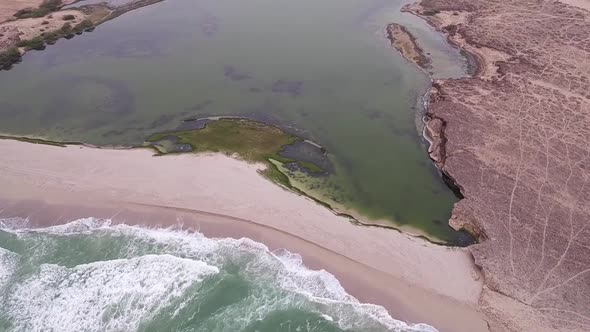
[0,218,437,332]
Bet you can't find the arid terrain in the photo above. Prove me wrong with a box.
[0,0,159,60]
[404,0,590,331]
[0,0,42,23]
[0,0,85,51]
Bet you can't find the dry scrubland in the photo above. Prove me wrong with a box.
[0,0,83,42]
[0,0,156,66]
[408,0,590,331]
[0,0,42,23]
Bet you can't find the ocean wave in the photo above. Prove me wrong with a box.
[0,247,19,289]
[0,217,30,230]
[0,218,438,332]
[4,254,219,332]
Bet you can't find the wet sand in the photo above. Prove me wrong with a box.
[0,139,489,331]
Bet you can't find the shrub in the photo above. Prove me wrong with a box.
[79,19,94,30]
[422,10,441,16]
[60,23,75,38]
[28,36,46,50]
[60,22,73,33]
[0,47,22,70]
[40,0,61,11]
[35,0,61,17]
[41,24,72,44]
[14,8,34,18]
[62,14,76,21]
[73,19,94,34]
[16,36,46,50]
[43,30,60,44]
[13,0,62,18]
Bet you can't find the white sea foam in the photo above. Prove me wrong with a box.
[4,254,219,332]
[0,247,19,289]
[5,217,112,235]
[321,314,334,322]
[0,218,438,332]
[0,217,30,230]
[271,249,437,332]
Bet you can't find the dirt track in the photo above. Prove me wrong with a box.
[410,0,590,331]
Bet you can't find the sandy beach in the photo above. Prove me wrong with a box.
[0,139,488,332]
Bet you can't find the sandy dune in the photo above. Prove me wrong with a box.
[0,139,488,332]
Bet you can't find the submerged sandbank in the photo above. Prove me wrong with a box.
[0,139,488,331]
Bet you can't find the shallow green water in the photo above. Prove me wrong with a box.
[0,218,437,332]
[0,0,467,242]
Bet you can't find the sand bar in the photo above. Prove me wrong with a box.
[0,138,489,331]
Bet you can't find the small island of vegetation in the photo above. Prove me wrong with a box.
[146,118,325,187]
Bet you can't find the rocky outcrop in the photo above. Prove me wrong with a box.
[424,114,445,167]
[411,0,590,331]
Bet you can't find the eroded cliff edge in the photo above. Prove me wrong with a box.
[407,0,590,331]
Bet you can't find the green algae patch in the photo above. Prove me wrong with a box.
[296,160,325,174]
[146,118,323,187]
[147,118,296,160]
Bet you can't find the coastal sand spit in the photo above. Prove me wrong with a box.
[0,138,488,332]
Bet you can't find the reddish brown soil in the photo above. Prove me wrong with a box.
[411,0,590,331]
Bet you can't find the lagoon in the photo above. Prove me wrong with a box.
[0,0,468,242]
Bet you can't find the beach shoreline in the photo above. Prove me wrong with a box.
[0,138,489,332]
